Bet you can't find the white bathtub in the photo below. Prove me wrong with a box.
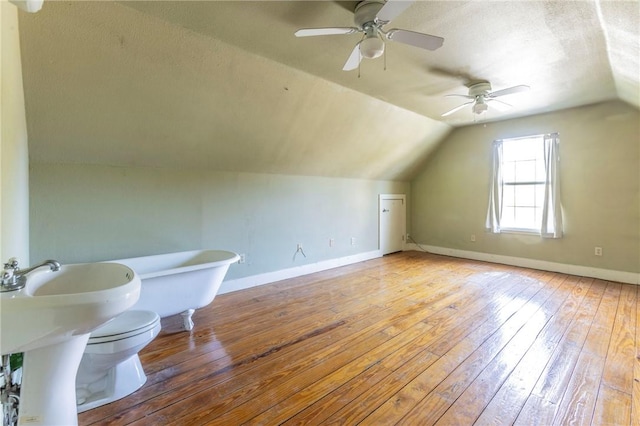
[111,249,239,330]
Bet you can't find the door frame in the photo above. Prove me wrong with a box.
[379,194,407,254]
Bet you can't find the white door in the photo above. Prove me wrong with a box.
[379,194,406,255]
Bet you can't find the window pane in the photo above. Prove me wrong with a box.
[536,157,546,177]
[501,206,516,228]
[502,161,516,182]
[503,185,515,207]
[516,160,537,182]
[503,138,539,161]
[534,206,543,227]
[536,184,545,205]
[515,184,536,207]
[514,207,536,229]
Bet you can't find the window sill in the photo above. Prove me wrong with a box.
[499,228,541,236]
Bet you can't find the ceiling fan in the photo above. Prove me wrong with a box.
[442,82,530,117]
[294,0,444,71]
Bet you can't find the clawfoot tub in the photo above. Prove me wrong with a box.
[112,250,239,330]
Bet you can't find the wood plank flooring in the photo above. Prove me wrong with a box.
[78,251,639,425]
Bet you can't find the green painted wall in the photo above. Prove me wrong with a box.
[30,164,408,280]
[411,101,640,273]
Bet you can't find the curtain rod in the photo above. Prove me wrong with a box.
[495,132,559,143]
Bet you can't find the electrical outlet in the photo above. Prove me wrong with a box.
[329,239,334,247]
[595,246,603,256]
[471,234,476,242]
[238,253,246,264]
[351,237,356,246]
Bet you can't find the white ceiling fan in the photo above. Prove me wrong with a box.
[294,0,444,71]
[442,82,530,117]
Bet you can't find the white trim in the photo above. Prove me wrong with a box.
[405,244,639,285]
[219,250,383,294]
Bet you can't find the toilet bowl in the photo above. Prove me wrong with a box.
[76,309,161,413]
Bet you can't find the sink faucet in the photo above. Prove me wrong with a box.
[1,258,61,292]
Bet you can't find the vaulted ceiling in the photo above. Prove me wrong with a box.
[17,1,639,180]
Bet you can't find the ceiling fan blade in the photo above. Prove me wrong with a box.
[343,43,362,71]
[445,94,474,100]
[386,29,444,51]
[376,0,415,23]
[441,101,474,117]
[487,98,512,112]
[488,85,530,98]
[295,27,359,37]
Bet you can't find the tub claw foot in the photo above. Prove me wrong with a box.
[180,309,195,331]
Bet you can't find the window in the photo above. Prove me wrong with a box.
[486,133,562,238]
[500,136,546,231]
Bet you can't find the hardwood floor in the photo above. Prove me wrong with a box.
[78,251,639,425]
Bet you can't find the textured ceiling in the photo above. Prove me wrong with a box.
[16,1,640,180]
[118,0,640,123]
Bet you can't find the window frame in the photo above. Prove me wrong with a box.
[498,134,547,234]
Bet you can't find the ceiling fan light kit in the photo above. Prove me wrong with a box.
[360,34,385,59]
[472,98,489,114]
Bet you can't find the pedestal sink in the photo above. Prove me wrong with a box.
[0,262,140,425]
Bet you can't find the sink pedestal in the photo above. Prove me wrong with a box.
[17,335,89,426]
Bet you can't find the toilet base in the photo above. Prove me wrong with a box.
[76,354,147,413]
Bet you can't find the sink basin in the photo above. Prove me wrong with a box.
[1,262,141,355]
[0,262,140,425]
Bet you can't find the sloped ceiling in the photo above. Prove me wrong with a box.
[16,1,639,181]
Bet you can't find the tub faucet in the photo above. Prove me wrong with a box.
[1,258,61,292]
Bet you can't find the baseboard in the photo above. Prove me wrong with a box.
[405,243,640,285]
[221,245,639,294]
[219,250,383,294]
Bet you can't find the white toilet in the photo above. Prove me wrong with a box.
[76,309,161,412]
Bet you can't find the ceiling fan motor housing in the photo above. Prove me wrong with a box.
[468,82,492,97]
[354,0,386,27]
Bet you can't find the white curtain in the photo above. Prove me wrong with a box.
[485,140,503,233]
[540,134,562,238]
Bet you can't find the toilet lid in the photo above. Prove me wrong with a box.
[89,310,160,342]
